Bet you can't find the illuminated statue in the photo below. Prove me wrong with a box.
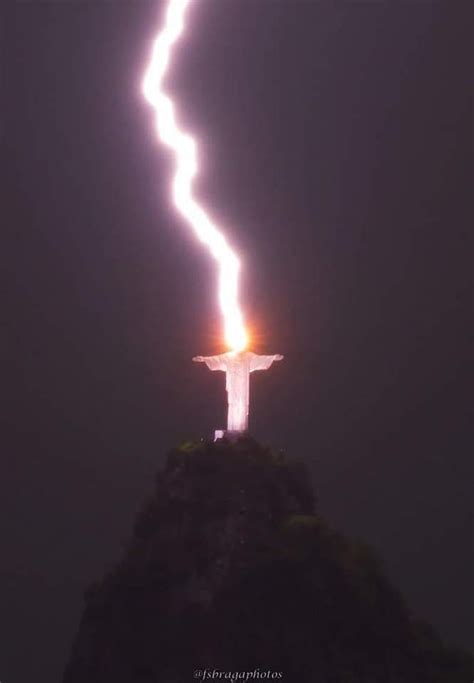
[193,352,284,433]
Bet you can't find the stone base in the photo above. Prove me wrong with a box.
[214,429,248,442]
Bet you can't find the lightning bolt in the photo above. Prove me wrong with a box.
[142,0,248,352]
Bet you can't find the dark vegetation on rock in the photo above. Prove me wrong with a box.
[63,437,473,683]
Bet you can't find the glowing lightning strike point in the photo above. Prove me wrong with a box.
[142,0,248,353]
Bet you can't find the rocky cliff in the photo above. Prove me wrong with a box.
[63,437,472,683]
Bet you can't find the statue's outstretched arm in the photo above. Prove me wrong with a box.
[193,354,227,371]
[250,354,284,372]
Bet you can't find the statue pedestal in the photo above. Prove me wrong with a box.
[214,429,247,442]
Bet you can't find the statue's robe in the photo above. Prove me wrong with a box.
[200,352,281,431]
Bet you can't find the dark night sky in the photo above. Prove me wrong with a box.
[2,1,472,681]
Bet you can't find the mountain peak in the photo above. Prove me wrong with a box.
[63,438,472,683]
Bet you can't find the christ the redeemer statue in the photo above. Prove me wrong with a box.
[193,351,283,434]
